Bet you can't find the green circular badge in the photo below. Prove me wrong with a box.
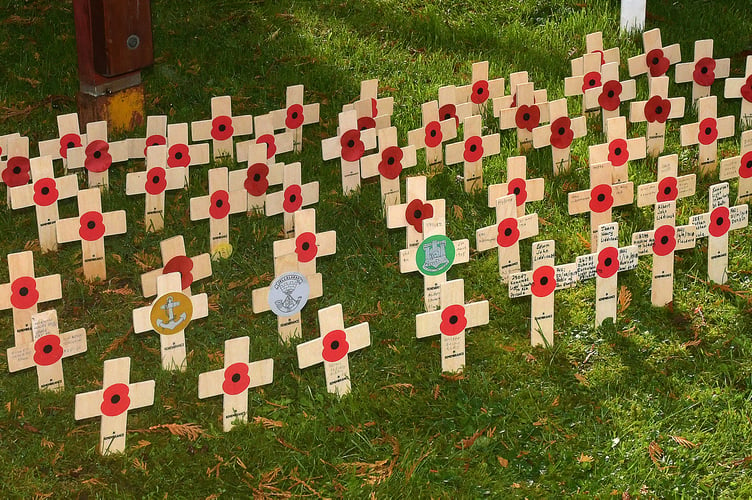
[416,235,455,276]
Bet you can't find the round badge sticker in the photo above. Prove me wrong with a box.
[268,272,310,317]
[150,291,194,335]
[212,242,233,261]
[416,234,455,276]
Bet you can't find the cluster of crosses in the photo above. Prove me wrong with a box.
[2,29,752,455]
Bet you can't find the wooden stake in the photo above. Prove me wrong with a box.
[719,129,752,204]
[37,112,87,169]
[342,79,394,132]
[456,61,505,116]
[140,235,212,298]
[437,85,473,133]
[629,76,685,157]
[444,115,500,192]
[268,84,320,153]
[67,120,128,189]
[407,100,457,167]
[497,78,549,153]
[487,156,544,217]
[361,127,417,207]
[191,96,253,160]
[588,116,645,183]
[322,109,377,195]
[532,98,587,175]
[723,55,752,128]
[564,52,604,114]
[386,175,446,251]
[228,142,284,213]
[236,113,294,165]
[627,28,681,82]
[272,208,336,276]
[680,95,735,176]
[265,162,319,238]
[637,154,696,208]
[675,39,730,105]
[0,135,31,204]
[582,62,637,135]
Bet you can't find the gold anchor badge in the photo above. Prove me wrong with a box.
[150,291,194,335]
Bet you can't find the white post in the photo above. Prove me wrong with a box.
[620,0,646,32]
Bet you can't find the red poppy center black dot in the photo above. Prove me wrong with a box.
[19,287,29,296]
[597,193,606,202]
[215,199,223,208]
[604,257,612,267]
[588,79,596,86]
[558,127,566,135]
[477,88,483,95]
[151,142,160,147]
[701,66,708,74]
[523,113,530,121]
[716,217,724,226]
[655,106,663,114]
[660,236,669,245]
[449,315,458,325]
[174,152,183,160]
[67,141,75,148]
[292,112,299,119]
[746,161,752,169]
[705,127,713,136]
[13,166,21,174]
[253,173,261,181]
[87,221,96,230]
[43,344,53,354]
[330,340,340,350]
[218,124,226,132]
[388,157,395,165]
[664,186,672,195]
[289,194,297,203]
[413,209,422,219]
[513,187,521,195]
[469,144,477,152]
[231,373,241,383]
[347,140,355,148]
[444,113,451,120]
[110,394,121,405]
[504,228,512,237]
[614,148,622,156]
[152,175,160,184]
[41,187,50,195]
[652,57,660,65]
[540,276,549,286]
[360,125,368,131]
[430,130,437,137]
[93,151,101,159]
[608,90,615,98]
[302,242,310,251]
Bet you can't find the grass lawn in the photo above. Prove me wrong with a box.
[2,0,752,497]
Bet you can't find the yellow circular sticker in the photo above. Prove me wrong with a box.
[149,291,193,335]
[212,243,233,261]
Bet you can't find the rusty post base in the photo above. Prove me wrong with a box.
[77,84,145,134]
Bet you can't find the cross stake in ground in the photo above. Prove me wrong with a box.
[0,132,21,160]
[445,114,500,192]
[723,55,752,128]
[497,77,549,153]
[680,95,735,176]
[629,76,685,157]
[236,113,293,166]
[74,357,155,456]
[228,142,284,213]
[273,208,336,276]
[265,162,319,238]
[198,336,274,432]
[269,84,320,153]
[140,235,213,298]
[343,78,394,132]
[532,98,587,175]
[720,129,752,204]
[67,120,128,189]
[407,100,457,167]
[588,115,645,183]
[191,96,253,160]
[38,112,87,169]
[1,134,31,203]
[361,126,417,207]
[487,156,544,217]
[582,62,637,135]
[564,52,604,115]
[675,39,730,105]
[437,85,473,133]
[322,109,377,196]
[386,175,446,251]
[637,153,696,208]
[627,27,681,82]
[456,61,505,116]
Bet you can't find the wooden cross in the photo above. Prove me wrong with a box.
[56,188,127,281]
[437,84,473,132]
[532,98,587,175]
[581,31,621,66]
[9,156,78,253]
[689,182,749,284]
[360,126,417,207]
[508,240,579,347]
[631,200,696,306]
[476,194,538,283]
[407,100,457,167]
[456,61,505,116]
[629,76,685,157]
[191,96,253,160]
[680,95,735,176]
[189,167,248,258]
[386,175,446,251]
[228,142,283,213]
[127,115,210,185]
[133,272,209,371]
[273,208,336,276]
[251,251,323,343]
[0,250,62,346]
[415,278,489,373]
[265,162,320,238]
[575,222,638,326]
[125,145,186,232]
[322,109,377,195]
[445,114,500,192]
[38,112,87,169]
[568,161,634,249]
[296,303,370,396]
[140,235,212,298]
[724,55,752,128]
[197,336,274,432]
[497,77,549,153]
[720,129,752,204]
[637,153,696,208]
[236,113,293,165]
[67,120,129,189]
[0,135,31,202]
[487,155,544,217]
[74,357,155,456]
[582,62,637,135]
[0,132,21,160]
[564,52,604,114]
[6,309,86,392]
[627,27,681,81]
[269,84,320,153]
[342,79,394,132]
[675,39,730,105]
[588,116,645,183]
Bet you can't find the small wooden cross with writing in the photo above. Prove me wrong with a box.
[265,162,320,238]
[416,278,489,374]
[236,113,294,166]
[407,100,458,167]
[198,336,274,432]
[627,27,681,82]
[629,76,685,157]
[0,132,21,160]
[38,112,87,169]
[67,120,128,189]
[724,55,752,128]
[445,114,501,192]
[497,77,549,153]
[582,31,621,65]
[487,155,544,217]
[140,235,213,298]
[457,61,505,116]
[637,153,696,208]
[343,79,394,132]
[322,109,377,195]
[386,175,446,251]
[0,135,31,203]
[437,85,473,132]
[564,52,604,114]
[191,96,253,160]
[720,129,752,204]
[583,62,637,135]
[675,39,730,105]
[588,115,645,183]
[361,126,417,207]
[269,84,320,153]
[228,142,283,213]
[296,303,370,396]
[74,357,155,456]
[273,208,336,276]
[532,98,587,175]
[680,95,735,176]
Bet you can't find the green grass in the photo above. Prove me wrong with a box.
[2,0,752,497]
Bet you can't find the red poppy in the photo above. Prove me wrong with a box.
[531,265,556,297]
[424,121,443,148]
[144,167,167,195]
[656,177,678,202]
[84,140,113,173]
[33,178,59,207]
[209,190,231,219]
[463,136,484,162]
[438,104,459,128]
[322,329,349,363]
[10,276,39,309]
[740,75,752,103]
[100,383,131,417]
[211,116,234,141]
[2,156,31,187]
[644,96,671,124]
[59,133,82,159]
[596,247,619,279]
[295,232,318,263]
[581,71,602,93]
[607,138,629,167]
[646,48,670,77]
[286,104,305,129]
[471,80,490,104]
[698,117,718,145]
[244,163,269,196]
[405,199,433,233]
[739,151,752,179]
[440,304,467,336]
[256,134,277,159]
[549,117,574,149]
[708,206,730,238]
[79,211,105,241]
[496,217,520,247]
[222,362,251,395]
[507,178,528,206]
[283,184,303,213]
[33,334,63,366]
[167,144,191,168]
[515,105,541,132]
[340,130,365,162]
[143,134,166,156]
[378,146,404,179]
[652,225,676,256]
[370,98,378,118]
[357,116,376,131]
[593,49,606,65]
[589,184,614,213]
[163,255,194,290]
[598,80,623,111]
[693,57,716,87]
